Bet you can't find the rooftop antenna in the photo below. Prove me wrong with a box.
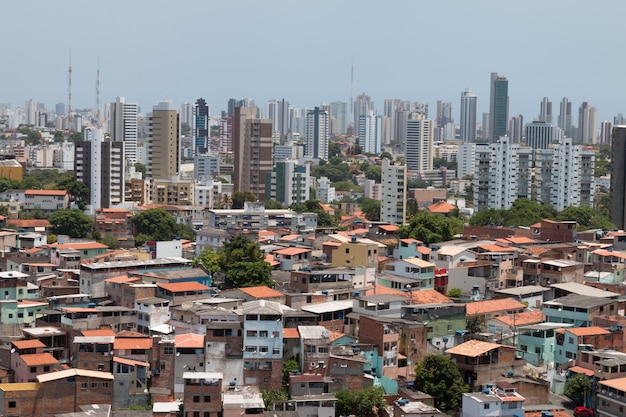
[95,56,100,126]
[67,49,73,129]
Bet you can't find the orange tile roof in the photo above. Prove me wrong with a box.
[329,330,345,342]
[446,339,503,357]
[274,247,310,256]
[417,246,431,255]
[365,285,407,297]
[400,238,424,245]
[282,328,300,339]
[478,244,516,252]
[495,311,543,327]
[525,246,553,256]
[279,234,301,242]
[24,263,56,267]
[12,340,46,349]
[319,203,334,213]
[506,237,537,245]
[599,377,626,391]
[379,224,399,232]
[114,337,152,350]
[567,326,611,337]
[264,254,280,267]
[104,275,139,284]
[175,333,205,348]
[52,242,109,250]
[465,298,526,316]
[21,352,59,366]
[9,220,51,228]
[427,200,456,214]
[25,189,67,196]
[410,289,452,305]
[569,365,594,377]
[322,241,342,247]
[239,286,284,299]
[113,356,149,367]
[24,247,47,254]
[82,329,117,337]
[157,281,210,293]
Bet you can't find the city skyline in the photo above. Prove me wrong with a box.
[2,1,626,123]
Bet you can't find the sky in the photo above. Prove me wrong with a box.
[2,0,626,122]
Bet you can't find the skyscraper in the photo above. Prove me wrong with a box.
[193,98,209,154]
[460,89,477,143]
[525,121,563,149]
[330,101,348,136]
[353,93,373,132]
[358,111,382,154]
[600,120,613,145]
[148,100,180,180]
[611,126,626,229]
[304,107,329,161]
[538,97,553,124]
[508,115,524,143]
[233,107,273,200]
[558,98,573,137]
[380,158,406,225]
[488,72,509,141]
[75,128,124,213]
[405,116,434,172]
[578,102,598,144]
[109,96,139,163]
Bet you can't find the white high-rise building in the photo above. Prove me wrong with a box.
[550,138,595,210]
[600,120,613,145]
[353,93,373,132]
[330,101,348,136]
[405,116,434,172]
[25,99,37,126]
[578,102,598,144]
[525,121,563,149]
[380,158,406,225]
[558,97,573,137]
[358,111,382,154]
[457,143,476,179]
[508,114,524,143]
[487,137,519,210]
[304,107,329,161]
[538,97,553,124]
[109,96,139,163]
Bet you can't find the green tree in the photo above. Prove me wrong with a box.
[469,198,557,227]
[364,165,381,182]
[282,359,300,387]
[48,209,94,238]
[134,162,147,179]
[335,386,386,417]
[329,141,342,158]
[565,373,592,406]
[466,315,485,335]
[55,175,89,209]
[99,234,120,249]
[557,205,615,231]
[360,198,381,221]
[414,354,469,413]
[0,178,22,193]
[192,248,221,278]
[380,151,393,161]
[261,388,288,411]
[447,288,462,298]
[220,236,272,288]
[264,200,284,209]
[131,208,180,243]
[398,210,463,245]
[231,191,257,209]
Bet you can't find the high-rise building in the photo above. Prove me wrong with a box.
[220,116,233,152]
[488,73,509,141]
[358,111,382,154]
[600,121,613,145]
[460,89,477,143]
[330,101,348,136]
[550,138,595,210]
[354,93,373,132]
[380,158,406,225]
[405,116,434,172]
[437,101,453,127]
[304,107,330,161]
[55,103,66,117]
[538,97,553,124]
[265,160,310,206]
[611,126,626,229]
[148,100,180,180]
[194,154,220,180]
[75,128,125,213]
[525,121,564,149]
[558,98,573,138]
[233,107,273,200]
[578,102,598,144]
[193,98,210,154]
[508,115,524,143]
[109,96,139,163]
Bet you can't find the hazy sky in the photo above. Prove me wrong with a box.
[2,0,626,122]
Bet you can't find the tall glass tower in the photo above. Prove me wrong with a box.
[488,73,509,142]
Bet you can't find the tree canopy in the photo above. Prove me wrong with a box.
[360,198,380,221]
[48,209,94,238]
[398,210,463,245]
[556,205,615,231]
[469,199,557,227]
[232,191,257,209]
[414,354,469,412]
[220,236,273,288]
[131,208,195,246]
[565,373,592,406]
[335,386,386,417]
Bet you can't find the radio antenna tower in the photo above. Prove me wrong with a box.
[95,56,100,125]
[67,49,73,128]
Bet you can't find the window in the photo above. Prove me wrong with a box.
[273,348,280,355]
[8,401,15,408]
[92,382,98,388]
[259,330,268,337]
[163,346,174,355]
[193,396,200,403]
[43,366,50,372]
[484,404,490,409]
[81,382,88,389]
[30,367,37,373]
[204,396,211,402]
[102,382,108,388]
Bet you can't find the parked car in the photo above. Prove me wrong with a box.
[573,406,593,417]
